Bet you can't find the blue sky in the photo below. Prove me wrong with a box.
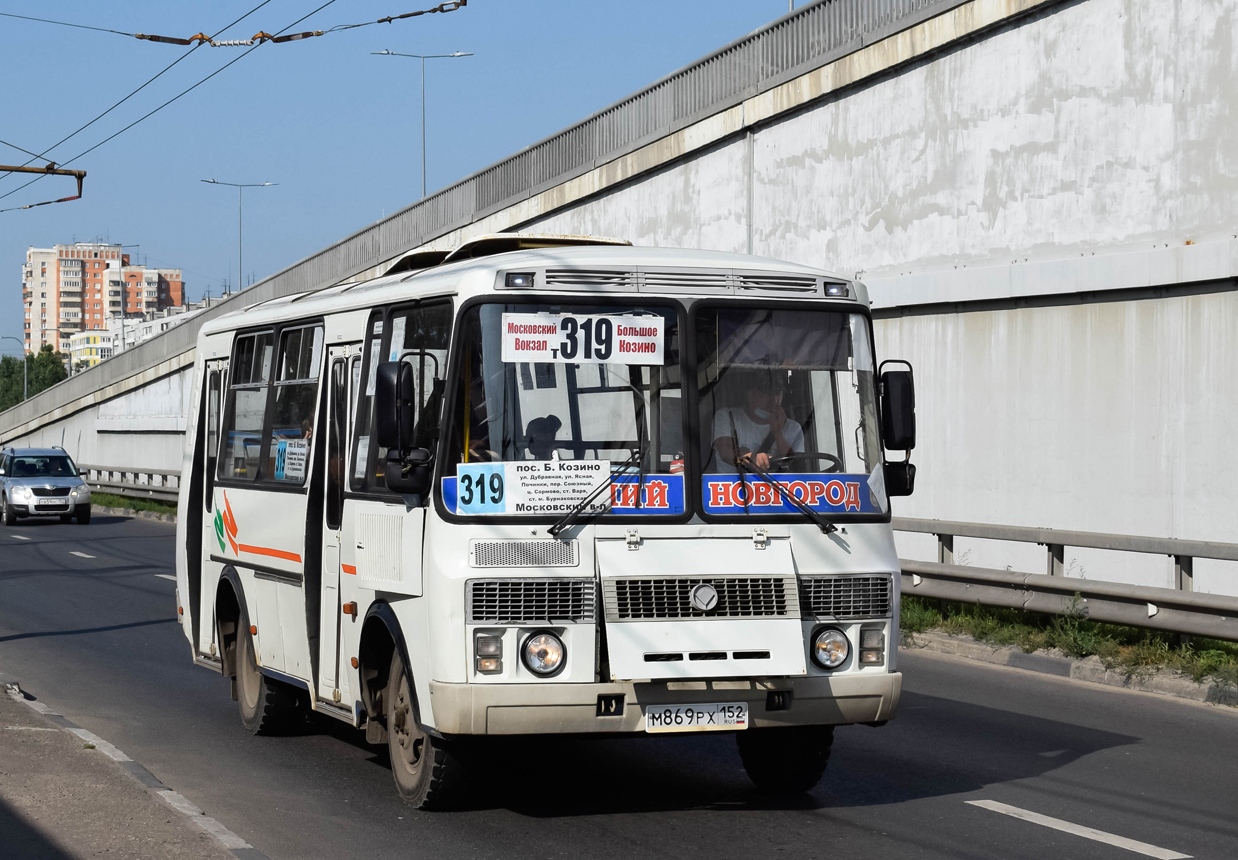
[0,1,795,352]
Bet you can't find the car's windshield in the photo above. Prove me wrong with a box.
[442,301,685,518]
[9,454,77,478]
[695,305,886,516]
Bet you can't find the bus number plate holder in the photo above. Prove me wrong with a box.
[644,702,748,733]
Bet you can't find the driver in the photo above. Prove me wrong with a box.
[711,368,804,473]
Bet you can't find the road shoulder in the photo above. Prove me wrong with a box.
[902,630,1238,708]
[0,677,244,860]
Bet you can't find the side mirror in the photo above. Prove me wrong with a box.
[884,462,916,497]
[879,362,916,451]
[78,468,87,477]
[384,447,433,496]
[374,361,415,452]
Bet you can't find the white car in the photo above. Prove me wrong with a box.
[0,447,92,525]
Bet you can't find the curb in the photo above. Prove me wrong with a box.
[95,504,177,523]
[1,675,267,860]
[903,631,1238,707]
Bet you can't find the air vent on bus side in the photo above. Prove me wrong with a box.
[469,539,580,568]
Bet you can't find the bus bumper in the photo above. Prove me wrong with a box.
[428,672,901,735]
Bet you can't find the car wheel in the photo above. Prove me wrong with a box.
[386,650,466,809]
[76,506,91,525]
[1,500,16,527]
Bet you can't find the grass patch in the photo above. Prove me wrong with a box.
[90,491,177,516]
[901,594,1238,690]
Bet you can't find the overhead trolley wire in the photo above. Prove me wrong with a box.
[0,138,46,161]
[0,0,283,210]
[1,1,465,48]
[0,11,136,38]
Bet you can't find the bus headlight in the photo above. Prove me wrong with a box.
[811,628,849,669]
[521,631,565,677]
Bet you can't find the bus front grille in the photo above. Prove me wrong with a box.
[798,575,892,618]
[467,578,596,624]
[603,576,799,621]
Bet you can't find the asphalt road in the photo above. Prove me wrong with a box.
[1,514,1234,860]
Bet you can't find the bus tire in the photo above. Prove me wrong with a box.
[736,725,834,794]
[386,651,464,809]
[236,614,297,735]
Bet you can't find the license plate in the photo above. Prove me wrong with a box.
[644,701,748,733]
[38,500,68,508]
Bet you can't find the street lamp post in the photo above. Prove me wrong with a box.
[0,335,26,401]
[200,179,277,294]
[371,50,473,199]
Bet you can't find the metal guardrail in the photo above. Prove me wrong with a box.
[894,517,1238,640]
[80,465,179,504]
[0,0,973,439]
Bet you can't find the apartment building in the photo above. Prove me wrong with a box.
[21,243,184,353]
[68,296,222,369]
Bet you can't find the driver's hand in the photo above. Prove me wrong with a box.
[768,405,787,434]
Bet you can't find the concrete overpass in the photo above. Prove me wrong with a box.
[3,0,1236,593]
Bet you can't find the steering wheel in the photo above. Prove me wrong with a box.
[768,452,843,473]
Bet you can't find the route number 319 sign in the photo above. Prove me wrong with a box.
[501,313,664,365]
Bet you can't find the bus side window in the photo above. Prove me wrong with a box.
[326,359,347,530]
[268,325,324,484]
[219,332,274,481]
[205,370,220,510]
[352,302,452,494]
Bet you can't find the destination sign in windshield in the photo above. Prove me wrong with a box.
[500,312,664,364]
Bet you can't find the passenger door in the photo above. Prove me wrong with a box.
[318,346,355,702]
[200,359,227,654]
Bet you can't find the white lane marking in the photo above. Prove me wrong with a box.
[154,573,177,581]
[70,550,96,558]
[67,727,131,762]
[967,800,1192,859]
[11,535,30,541]
[5,725,60,731]
[157,790,253,849]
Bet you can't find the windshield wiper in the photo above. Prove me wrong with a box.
[546,443,646,538]
[735,459,838,535]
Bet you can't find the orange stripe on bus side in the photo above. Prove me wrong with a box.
[238,544,303,563]
[342,564,357,575]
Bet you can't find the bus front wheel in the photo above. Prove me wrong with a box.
[736,725,834,794]
[236,615,297,735]
[386,651,464,809]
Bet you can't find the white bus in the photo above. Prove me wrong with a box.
[176,236,918,808]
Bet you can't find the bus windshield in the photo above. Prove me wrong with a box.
[694,304,886,517]
[442,301,685,518]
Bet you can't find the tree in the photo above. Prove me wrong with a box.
[0,355,24,412]
[28,345,67,398]
[0,346,69,414]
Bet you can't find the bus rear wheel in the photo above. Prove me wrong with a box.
[236,616,297,735]
[736,725,834,794]
[386,651,464,809]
